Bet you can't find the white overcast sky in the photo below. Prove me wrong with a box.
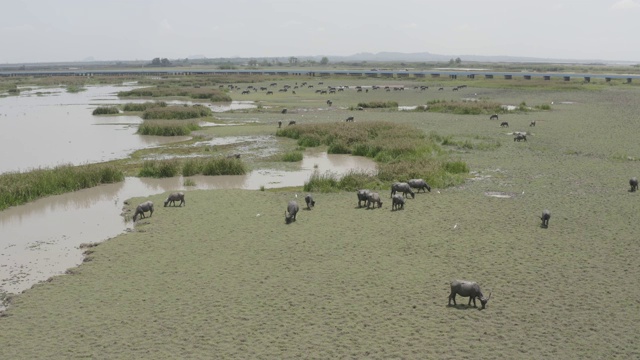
[2,0,640,64]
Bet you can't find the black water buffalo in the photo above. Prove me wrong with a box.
[541,209,551,228]
[288,121,296,126]
[530,120,536,127]
[278,120,282,128]
[357,189,371,208]
[164,192,185,207]
[448,280,491,309]
[133,201,154,222]
[281,108,288,114]
[490,114,499,120]
[500,121,509,127]
[285,201,299,224]
[630,177,638,192]
[514,134,527,142]
[345,116,354,122]
[408,179,431,193]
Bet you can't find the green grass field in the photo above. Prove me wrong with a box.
[1,76,640,359]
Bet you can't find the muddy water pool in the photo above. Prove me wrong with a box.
[0,85,191,173]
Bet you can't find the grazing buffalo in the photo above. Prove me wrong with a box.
[367,192,383,209]
[392,194,405,210]
[288,121,296,126]
[448,280,491,309]
[133,201,154,222]
[391,182,415,199]
[164,192,185,207]
[630,177,638,192]
[281,108,288,114]
[514,134,527,142]
[500,121,509,127]
[304,194,315,209]
[266,91,273,95]
[285,201,299,224]
[327,100,333,106]
[408,179,431,193]
[490,114,499,120]
[530,120,536,127]
[278,120,282,128]
[357,189,371,208]
[541,209,551,228]
[345,116,354,122]
[241,90,250,95]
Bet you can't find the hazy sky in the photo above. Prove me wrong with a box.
[2,0,640,64]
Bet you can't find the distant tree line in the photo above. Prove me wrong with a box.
[149,58,172,67]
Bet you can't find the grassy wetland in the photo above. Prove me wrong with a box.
[1,73,640,358]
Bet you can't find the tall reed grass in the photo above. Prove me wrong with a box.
[138,160,181,178]
[0,164,124,211]
[282,151,303,162]
[142,105,212,120]
[137,120,200,136]
[139,157,248,178]
[122,102,167,112]
[357,101,398,109]
[92,107,120,115]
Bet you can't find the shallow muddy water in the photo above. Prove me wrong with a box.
[0,85,188,173]
[0,152,376,296]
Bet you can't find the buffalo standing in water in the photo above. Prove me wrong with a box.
[285,200,299,224]
[448,280,491,309]
[133,201,154,222]
[541,209,551,228]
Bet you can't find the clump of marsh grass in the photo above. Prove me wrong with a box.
[138,159,180,178]
[66,85,86,93]
[137,120,200,136]
[200,157,247,175]
[92,106,120,115]
[0,164,124,211]
[357,101,398,109]
[122,102,167,112]
[181,157,247,176]
[142,105,212,120]
[282,151,303,162]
